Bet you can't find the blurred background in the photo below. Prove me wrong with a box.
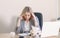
[0,0,60,37]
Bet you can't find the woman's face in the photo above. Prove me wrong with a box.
[24,12,31,20]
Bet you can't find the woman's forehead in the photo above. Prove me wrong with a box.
[25,12,31,14]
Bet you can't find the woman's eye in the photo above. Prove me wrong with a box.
[28,15,29,16]
[25,14,30,16]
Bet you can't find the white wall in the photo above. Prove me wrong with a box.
[0,0,58,21]
[58,0,60,17]
[0,0,58,35]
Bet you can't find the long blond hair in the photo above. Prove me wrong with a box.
[20,6,34,20]
[20,6,35,26]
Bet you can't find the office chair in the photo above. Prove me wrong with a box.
[34,12,43,30]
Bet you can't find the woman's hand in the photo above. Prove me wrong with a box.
[19,15,23,20]
[17,15,23,27]
[31,12,36,19]
[31,13,39,27]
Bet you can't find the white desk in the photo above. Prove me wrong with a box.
[0,33,57,38]
[0,21,60,38]
[41,21,60,37]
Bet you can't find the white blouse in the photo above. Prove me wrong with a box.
[24,21,30,31]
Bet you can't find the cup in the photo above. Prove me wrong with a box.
[10,32,15,38]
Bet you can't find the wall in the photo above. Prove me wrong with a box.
[58,0,60,17]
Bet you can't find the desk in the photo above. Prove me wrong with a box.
[0,33,58,38]
[42,21,60,37]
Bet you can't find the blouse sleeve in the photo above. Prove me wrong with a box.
[35,16,40,28]
[34,16,41,31]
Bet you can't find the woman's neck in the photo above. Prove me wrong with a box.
[25,20,29,23]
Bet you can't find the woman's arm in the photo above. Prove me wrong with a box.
[16,18,20,27]
[16,16,23,27]
[35,16,40,27]
[15,17,21,34]
[16,16,23,34]
[31,13,40,27]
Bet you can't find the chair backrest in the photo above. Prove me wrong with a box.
[34,12,43,30]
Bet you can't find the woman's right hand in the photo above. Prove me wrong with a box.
[19,15,23,20]
[17,16,23,27]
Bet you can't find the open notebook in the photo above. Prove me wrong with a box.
[18,33,31,36]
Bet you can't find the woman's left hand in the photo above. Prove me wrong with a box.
[32,13,36,18]
[31,13,38,26]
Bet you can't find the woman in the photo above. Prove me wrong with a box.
[16,6,40,38]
